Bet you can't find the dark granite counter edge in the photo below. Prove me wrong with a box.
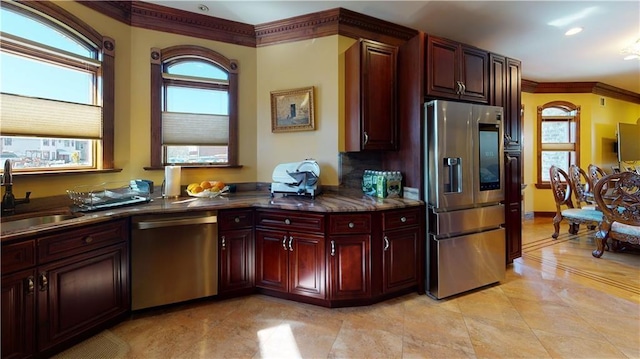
[1,190,424,242]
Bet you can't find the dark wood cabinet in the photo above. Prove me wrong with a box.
[1,268,36,359]
[381,208,422,293]
[426,36,489,103]
[490,53,522,151]
[255,210,326,300]
[1,219,129,359]
[328,214,372,300]
[491,52,523,263]
[504,151,523,263]
[218,209,254,295]
[37,242,128,353]
[345,39,398,151]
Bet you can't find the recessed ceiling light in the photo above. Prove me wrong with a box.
[565,27,583,36]
[621,38,640,60]
[198,4,209,12]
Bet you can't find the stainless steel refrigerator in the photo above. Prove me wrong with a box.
[424,100,506,299]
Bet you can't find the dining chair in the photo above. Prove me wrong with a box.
[568,164,596,210]
[587,164,607,189]
[549,165,603,239]
[591,171,640,258]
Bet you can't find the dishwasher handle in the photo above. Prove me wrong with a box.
[135,215,217,230]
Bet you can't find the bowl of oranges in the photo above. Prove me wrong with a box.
[186,180,229,198]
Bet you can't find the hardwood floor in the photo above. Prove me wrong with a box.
[54,217,639,359]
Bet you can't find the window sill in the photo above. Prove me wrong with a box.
[144,164,243,170]
[9,168,123,177]
[535,183,551,189]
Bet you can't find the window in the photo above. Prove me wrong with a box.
[149,45,239,168]
[536,101,581,188]
[0,1,115,172]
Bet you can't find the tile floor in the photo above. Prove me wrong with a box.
[56,217,640,359]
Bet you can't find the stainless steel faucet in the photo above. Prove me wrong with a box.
[1,159,31,215]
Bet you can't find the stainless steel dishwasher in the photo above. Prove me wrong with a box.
[131,211,218,310]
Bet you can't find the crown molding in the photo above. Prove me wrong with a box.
[78,0,257,47]
[255,8,417,47]
[522,79,640,104]
[77,1,416,48]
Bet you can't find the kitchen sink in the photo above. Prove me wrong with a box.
[1,213,83,233]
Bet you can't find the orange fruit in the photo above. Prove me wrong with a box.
[187,183,200,191]
[211,180,225,191]
[200,181,212,190]
[191,185,204,193]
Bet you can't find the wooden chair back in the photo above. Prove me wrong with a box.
[588,164,607,189]
[549,165,574,211]
[568,164,592,208]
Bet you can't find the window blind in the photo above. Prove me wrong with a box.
[0,93,102,139]
[162,111,229,145]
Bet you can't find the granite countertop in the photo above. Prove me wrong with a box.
[1,189,423,242]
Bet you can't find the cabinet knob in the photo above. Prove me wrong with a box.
[460,81,466,94]
[456,81,463,94]
[26,276,34,294]
[400,217,407,223]
[363,132,369,146]
[288,236,293,251]
[348,222,355,229]
[330,240,335,256]
[282,235,288,250]
[221,236,226,250]
[84,236,94,244]
[284,218,291,225]
[234,217,240,223]
[384,236,390,251]
[39,272,48,292]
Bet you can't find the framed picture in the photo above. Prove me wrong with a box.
[270,86,315,133]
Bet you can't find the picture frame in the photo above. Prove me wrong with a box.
[270,86,315,133]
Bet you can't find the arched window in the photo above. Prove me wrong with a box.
[149,45,238,168]
[536,101,580,187]
[0,1,115,171]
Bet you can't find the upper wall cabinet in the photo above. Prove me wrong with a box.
[490,53,522,151]
[346,39,398,151]
[425,36,489,104]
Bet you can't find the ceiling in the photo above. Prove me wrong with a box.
[146,1,640,94]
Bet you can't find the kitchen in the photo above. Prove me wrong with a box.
[1,1,639,358]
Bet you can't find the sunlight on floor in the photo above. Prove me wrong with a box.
[258,323,302,358]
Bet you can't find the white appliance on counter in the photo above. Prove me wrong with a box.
[424,100,506,299]
[270,159,321,198]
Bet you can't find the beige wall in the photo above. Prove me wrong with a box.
[521,92,640,214]
[255,36,356,186]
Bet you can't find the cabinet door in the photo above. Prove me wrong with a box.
[489,53,506,108]
[329,235,371,300]
[504,151,523,263]
[289,232,325,299]
[426,37,460,99]
[383,227,419,293]
[345,39,398,151]
[505,58,522,150]
[459,45,488,103]
[219,228,254,293]
[2,269,36,359]
[255,229,288,293]
[37,243,128,352]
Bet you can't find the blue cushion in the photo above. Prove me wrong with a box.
[611,222,640,237]
[561,208,603,222]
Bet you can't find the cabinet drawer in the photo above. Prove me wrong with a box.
[256,210,325,234]
[383,208,422,230]
[329,214,371,234]
[219,209,254,230]
[38,219,128,263]
[2,240,36,274]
